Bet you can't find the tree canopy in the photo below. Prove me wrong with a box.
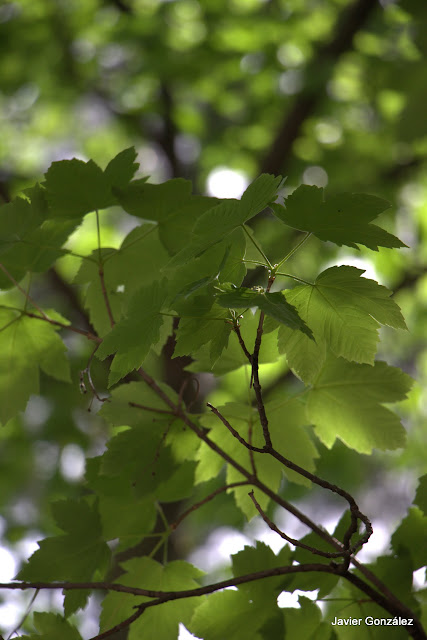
[0,1,427,639]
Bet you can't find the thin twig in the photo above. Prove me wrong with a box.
[249,491,347,559]
[170,482,249,530]
[206,403,264,453]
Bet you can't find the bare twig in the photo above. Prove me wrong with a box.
[251,275,276,447]
[249,491,347,560]
[206,403,264,453]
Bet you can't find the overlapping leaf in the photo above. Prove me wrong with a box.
[168,174,283,266]
[44,147,139,218]
[272,185,405,250]
[100,558,204,640]
[187,309,281,375]
[74,224,169,336]
[307,356,413,453]
[96,279,168,385]
[278,266,406,382]
[0,310,70,425]
[216,283,313,338]
[0,188,75,286]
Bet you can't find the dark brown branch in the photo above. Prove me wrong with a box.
[134,367,422,632]
[251,275,275,447]
[233,322,252,363]
[261,0,378,174]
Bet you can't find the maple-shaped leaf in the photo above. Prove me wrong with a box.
[189,589,267,640]
[100,558,204,640]
[272,185,405,250]
[168,174,283,266]
[44,148,139,218]
[19,612,82,640]
[0,310,70,425]
[18,499,111,614]
[216,284,313,338]
[307,356,413,453]
[96,280,168,385]
[278,266,407,382]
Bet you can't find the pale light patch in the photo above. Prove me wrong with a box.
[189,527,252,572]
[0,547,17,581]
[206,167,249,199]
[277,589,319,609]
[179,623,203,640]
[60,444,86,481]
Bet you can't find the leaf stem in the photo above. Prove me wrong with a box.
[275,271,313,285]
[274,232,311,271]
[241,224,273,270]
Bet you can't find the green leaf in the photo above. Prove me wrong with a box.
[216,285,313,338]
[18,499,111,609]
[19,612,82,640]
[74,224,169,336]
[307,357,413,453]
[86,457,157,551]
[103,146,139,189]
[189,589,266,640]
[187,309,281,375]
[96,280,167,385]
[197,402,283,518]
[272,185,405,250]
[391,507,427,570]
[282,596,330,640]
[100,558,204,640]
[169,174,283,266]
[44,158,112,218]
[414,474,427,516]
[265,396,319,485]
[0,311,70,425]
[278,266,407,381]
[232,542,292,608]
